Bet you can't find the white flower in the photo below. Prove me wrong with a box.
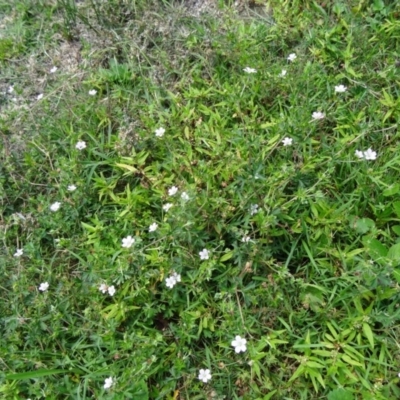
[50,202,61,212]
[14,249,23,257]
[155,127,165,137]
[334,84,347,93]
[243,67,257,74]
[88,89,97,96]
[282,137,293,146]
[99,283,108,294]
[121,235,135,248]
[50,66,58,73]
[181,192,189,201]
[242,236,251,243]
[103,376,114,390]
[398,372,400,378]
[198,369,212,383]
[364,148,377,160]
[172,272,181,282]
[149,223,158,232]
[75,141,86,150]
[250,204,259,216]
[67,184,77,192]
[312,111,325,120]
[163,203,173,212]
[37,93,43,100]
[231,335,247,353]
[108,285,116,296]
[355,150,364,159]
[287,53,297,62]
[165,276,177,289]
[355,148,377,161]
[279,69,287,77]
[168,186,178,196]
[199,249,209,260]
[39,282,49,292]
[7,86,14,94]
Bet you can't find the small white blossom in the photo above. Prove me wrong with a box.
[149,223,158,232]
[334,84,347,93]
[50,202,61,212]
[67,184,77,192]
[279,69,287,77]
[39,282,49,292]
[172,272,181,282]
[198,369,212,383]
[49,66,58,73]
[37,93,43,100]
[7,86,14,94]
[242,236,251,243]
[165,276,177,289]
[355,150,364,159]
[14,248,23,257]
[88,89,97,96]
[231,335,247,353]
[243,67,257,74]
[103,376,114,390]
[199,249,209,260]
[250,204,259,216]
[155,127,165,137]
[121,235,135,248]
[163,203,173,212]
[181,192,189,201]
[282,137,293,146]
[355,148,378,161]
[364,148,377,160]
[75,141,86,150]
[108,285,116,296]
[398,372,400,378]
[287,53,297,62]
[312,111,325,120]
[99,283,108,294]
[168,186,178,196]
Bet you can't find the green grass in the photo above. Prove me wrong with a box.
[1,0,400,398]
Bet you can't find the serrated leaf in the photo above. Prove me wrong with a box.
[354,218,375,234]
[362,237,388,258]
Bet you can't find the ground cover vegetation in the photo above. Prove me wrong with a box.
[1,0,400,398]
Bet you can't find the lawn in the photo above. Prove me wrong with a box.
[1,0,400,399]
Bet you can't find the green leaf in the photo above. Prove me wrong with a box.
[383,184,400,196]
[6,369,68,380]
[387,243,400,261]
[354,218,375,234]
[328,388,354,400]
[219,251,233,262]
[393,201,400,218]
[341,354,363,367]
[393,269,400,284]
[392,225,400,236]
[362,323,374,349]
[362,237,388,258]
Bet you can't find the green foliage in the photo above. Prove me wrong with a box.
[1,0,400,398]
